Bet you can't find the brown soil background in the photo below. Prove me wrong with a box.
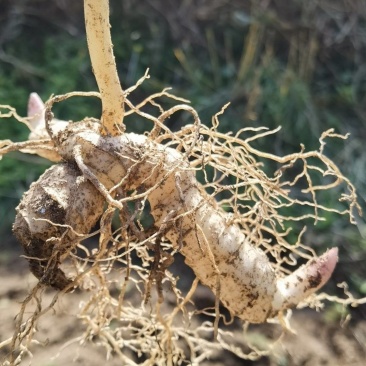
[1,248,365,366]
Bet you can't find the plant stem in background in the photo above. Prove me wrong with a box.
[84,0,125,135]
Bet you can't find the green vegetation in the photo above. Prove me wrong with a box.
[0,0,365,303]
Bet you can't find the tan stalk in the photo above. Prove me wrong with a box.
[84,0,125,135]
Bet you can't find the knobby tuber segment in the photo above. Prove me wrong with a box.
[13,163,105,290]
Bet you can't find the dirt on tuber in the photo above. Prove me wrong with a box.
[13,162,105,290]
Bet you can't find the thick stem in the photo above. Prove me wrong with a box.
[84,0,125,135]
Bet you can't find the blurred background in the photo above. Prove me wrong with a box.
[0,0,366,335]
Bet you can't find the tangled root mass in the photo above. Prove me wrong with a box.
[0,86,364,364]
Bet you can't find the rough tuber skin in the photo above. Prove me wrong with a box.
[13,163,104,290]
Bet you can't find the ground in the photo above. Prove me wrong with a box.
[1,248,365,366]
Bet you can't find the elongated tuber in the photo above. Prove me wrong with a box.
[12,95,340,322]
[49,118,336,322]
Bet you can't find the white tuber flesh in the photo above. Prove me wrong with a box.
[47,120,338,323]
